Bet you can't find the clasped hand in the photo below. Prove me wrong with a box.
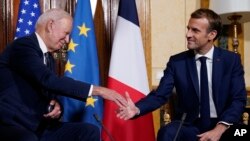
[43,100,62,119]
[116,92,139,120]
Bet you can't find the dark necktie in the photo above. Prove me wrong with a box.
[44,52,56,106]
[44,52,52,70]
[199,56,211,131]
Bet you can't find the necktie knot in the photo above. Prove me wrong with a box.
[44,52,52,70]
[44,52,49,57]
[199,56,207,64]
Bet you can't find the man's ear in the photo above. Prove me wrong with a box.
[208,30,217,41]
[45,20,53,33]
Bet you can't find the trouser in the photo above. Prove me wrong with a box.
[157,119,250,141]
[0,121,100,141]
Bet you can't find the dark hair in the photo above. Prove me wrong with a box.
[191,8,222,40]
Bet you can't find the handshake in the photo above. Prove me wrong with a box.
[116,92,140,120]
[44,86,139,120]
[91,86,139,120]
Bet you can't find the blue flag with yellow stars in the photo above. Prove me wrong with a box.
[15,0,41,39]
[60,0,103,130]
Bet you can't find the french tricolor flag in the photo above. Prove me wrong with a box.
[102,0,155,140]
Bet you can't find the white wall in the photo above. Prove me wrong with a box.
[151,0,200,86]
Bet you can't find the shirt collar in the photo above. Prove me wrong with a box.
[195,46,214,60]
[35,32,48,54]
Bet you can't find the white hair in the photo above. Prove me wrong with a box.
[35,8,72,29]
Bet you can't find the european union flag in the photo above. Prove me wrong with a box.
[60,0,103,130]
[15,0,41,39]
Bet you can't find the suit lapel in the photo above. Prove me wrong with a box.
[187,51,199,97]
[212,47,223,107]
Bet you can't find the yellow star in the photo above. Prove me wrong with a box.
[78,23,90,37]
[68,39,78,52]
[86,96,97,107]
[64,60,75,73]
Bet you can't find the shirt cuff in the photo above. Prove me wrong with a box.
[88,85,93,96]
[217,121,232,129]
[136,107,140,116]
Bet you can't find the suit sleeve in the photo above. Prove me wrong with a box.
[9,38,91,101]
[136,56,175,116]
[219,54,247,124]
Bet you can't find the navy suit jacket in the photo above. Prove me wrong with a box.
[136,47,246,125]
[0,33,91,131]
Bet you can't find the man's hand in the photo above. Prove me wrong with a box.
[92,86,128,107]
[43,100,62,119]
[116,92,139,120]
[197,123,228,141]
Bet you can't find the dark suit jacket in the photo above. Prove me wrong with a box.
[136,47,247,125]
[0,33,91,131]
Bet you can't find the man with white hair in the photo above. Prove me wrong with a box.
[0,8,127,141]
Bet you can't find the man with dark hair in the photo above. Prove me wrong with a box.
[117,8,247,141]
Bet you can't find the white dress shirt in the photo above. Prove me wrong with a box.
[195,46,217,118]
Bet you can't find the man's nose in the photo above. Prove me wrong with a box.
[186,30,192,38]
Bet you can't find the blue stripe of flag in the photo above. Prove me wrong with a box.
[118,0,139,26]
